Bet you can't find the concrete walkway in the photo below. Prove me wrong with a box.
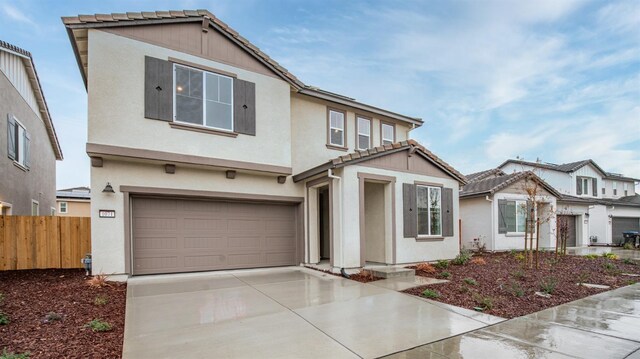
[122,267,490,359]
[385,283,640,358]
[568,247,640,261]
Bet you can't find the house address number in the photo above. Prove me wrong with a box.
[99,210,116,218]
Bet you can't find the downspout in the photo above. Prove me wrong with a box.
[327,169,347,276]
[485,195,494,250]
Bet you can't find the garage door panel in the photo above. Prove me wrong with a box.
[132,197,298,275]
[612,217,640,245]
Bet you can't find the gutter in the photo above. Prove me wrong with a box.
[486,195,495,250]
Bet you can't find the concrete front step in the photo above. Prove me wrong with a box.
[369,267,415,279]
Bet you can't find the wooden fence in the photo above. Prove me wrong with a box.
[0,216,91,270]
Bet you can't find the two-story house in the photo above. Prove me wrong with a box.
[499,159,640,246]
[0,41,63,216]
[56,186,91,217]
[62,10,467,277]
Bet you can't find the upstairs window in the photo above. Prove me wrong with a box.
[174,64,233,131]
[624,182,628,196]
[602,187,606,195]
[328,109,345,147]
[6,115,30,169]
[582,177,589,196]
[613,182,617,196]
[356,116,371,150]
[381,123,395,145]
[417,186,442,236]
[59,202,68,214]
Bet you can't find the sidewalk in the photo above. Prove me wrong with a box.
[385,283,640,358]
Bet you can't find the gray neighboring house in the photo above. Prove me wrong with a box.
[0,40,63,215]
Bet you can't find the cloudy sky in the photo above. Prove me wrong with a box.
[1,0,638,189]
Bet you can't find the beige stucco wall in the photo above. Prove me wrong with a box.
[291,93,412,174]
[364,182,386,263]
[90,159,304,275]
[87,29,292,168]
[57,200,91,217]
[459,197,492,249]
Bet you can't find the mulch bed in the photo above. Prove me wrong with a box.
[0,269,127,358]
[404,252,640,318]
[304,266,383,283]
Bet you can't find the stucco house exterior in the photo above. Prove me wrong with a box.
[499,159,640,246]
[56,186,91,217]
[460,170,560,251]
[62,10,467,276]
[0,40,63,216]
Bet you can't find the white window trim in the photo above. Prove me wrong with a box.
[509,200,529,235]
[173,63,234,132]
[581,177,590,196]
[31,199,39,216]
[0,202,12,215]
[59,201,68,214]
[328,110,345,147]
[50,207,56,216]
[417,185,442,237]
[12,116,27,167]
[356,116,371,150]
[381,123,394,145]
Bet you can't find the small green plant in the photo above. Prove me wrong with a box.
[44,312,62,323]
[472,293,493,310]
[458,285,470,293]
[623,242,635,250]
[540,277,558,295]
[86,319,112,332]
[508,281,525,297]
[0,312,9,325]
[439,271,451,279]
[623,258,637,265]
[511,269,525,280]
[451,249,472,265]
[603,261,621,276]
[422,289,441,299]
[509,249,518,256]
[514,253,525,262]
[584,254,598,259]
[577,272,590,285]
[0,349,29,359]
[434,260,450,269]
[463,278,478,286]
[602,252,619,260]
[94,295,109,306]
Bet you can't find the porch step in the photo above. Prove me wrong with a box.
[369,267,415,279]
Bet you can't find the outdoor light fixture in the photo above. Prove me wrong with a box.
[585,212,590,218]
[102,182,115,193]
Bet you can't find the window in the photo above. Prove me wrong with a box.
[356,116,371,150]
[500,200,529,234]
[174,64,233,131]
[624,183,628,196]
[613,182,617,196]
[602,187,606,195]
[59,202,68,214]
[417,186,441,236]
[328,109,345,147]
[31,200,39,216]
[582,177,589,196]
[381,123,395,145]
[50,207,56,216]
[7,115,30,168]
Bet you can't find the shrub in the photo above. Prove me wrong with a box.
[0,349,29,359]
[602,252,619,260]
[514,253,526,262]
[511,269,525,280]
[603,261,621,276]
[415,262,436,274]
[87,274,110,288]
[44,312,62,323]
[451,249,472,265]
[470,257,487,265]
[472,293,494,310]
[540,277,558,295]
[623,242,635,250]
[94,295,109,306]
[577,272,590,285]
[439,271,451,279]
[509,249,518,256]
[584,254,598,259]
[86,319,112,332]
[463,277,478,286]
[472,237,487,254]
[434,260,450,269]
[508,281,524,297]
[422,289,440,299]
[623,258,637,265]
[0,312,9,325]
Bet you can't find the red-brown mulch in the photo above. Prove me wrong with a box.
[0,269,127,358]
[304,266,383,283]
[404,252,640,319]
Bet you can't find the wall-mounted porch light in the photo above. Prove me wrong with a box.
[102,182,115,193]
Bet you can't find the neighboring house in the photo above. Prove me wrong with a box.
[62,10,467,276]
[499,159,640,246]
[460,171,560,251]
[56,187,91,217]
[0,41,63,216]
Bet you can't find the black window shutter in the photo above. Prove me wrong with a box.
[576,177,582,195]
[402,183,417,238]
[24,131,30,169]
[7,115,16,160]
[233,79,256,135]
[592,178,597,197]
[498,199,507,234]
[442,188,454,237]
[144,56,173,121]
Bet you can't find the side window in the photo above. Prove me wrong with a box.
[356,116,371,150]
[381,122,395,145]
[7,115,30,169]
[417,186,442,236]
[499,200,528,233]
[31,200,39,216]
[613,182,617,195]
[174,64,234,131]
[59,202,68,214]
[328,109,345,147]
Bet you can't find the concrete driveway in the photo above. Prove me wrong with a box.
[122,267,488,358]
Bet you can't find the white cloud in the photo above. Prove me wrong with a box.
[2,3,36,26]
